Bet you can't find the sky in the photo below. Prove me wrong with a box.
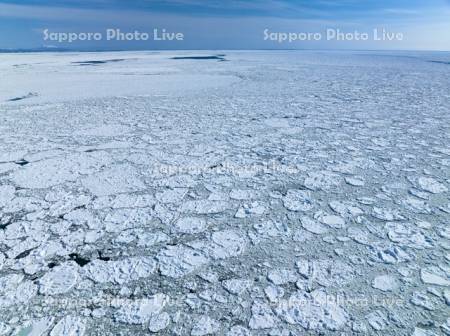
[0,0,449,51]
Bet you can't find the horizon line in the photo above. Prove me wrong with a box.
[1,48,449,53]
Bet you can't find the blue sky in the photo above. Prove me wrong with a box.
[0,0,449,50]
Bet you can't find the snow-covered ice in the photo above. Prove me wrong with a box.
[0,50,449,335]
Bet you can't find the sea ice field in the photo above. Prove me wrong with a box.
[0,50,449,335]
